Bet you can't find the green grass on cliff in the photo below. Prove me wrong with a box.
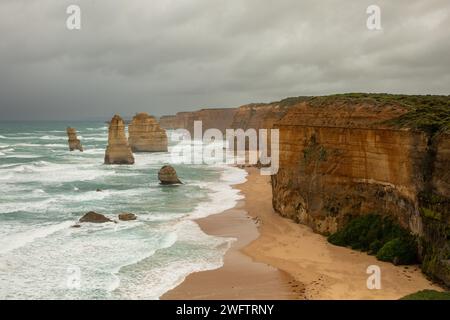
[400,290,450,300]
[275,93,450,134]
[328,214,418,265]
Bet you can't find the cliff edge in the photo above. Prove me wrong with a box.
[271,94,450,286]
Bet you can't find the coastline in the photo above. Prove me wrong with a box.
[162,176,301,300]
[163,167,442,300]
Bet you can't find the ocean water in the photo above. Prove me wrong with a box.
[0,121,247,300]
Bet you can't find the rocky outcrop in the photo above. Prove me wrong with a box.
[79,211,112,223]
[128,113,168,152]
[270,94,450,285]
[104,115,135,165]
[158,165,182,185]
[118,212,137,221]
[66,127,83,152]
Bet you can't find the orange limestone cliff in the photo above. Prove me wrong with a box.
[187,108,238,135]
[159,115,179,129]
[228,99,296,155]
[128,113,168,152]
[104,115,135,165]
[66,127,83,152]
[159,108,237,135]
[271,94,450,286]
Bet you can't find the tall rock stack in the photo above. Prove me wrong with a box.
[104,115,135,165]
[66,127,83,152]
[128,113,168,152]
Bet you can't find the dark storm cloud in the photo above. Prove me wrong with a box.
[0,0,449,120]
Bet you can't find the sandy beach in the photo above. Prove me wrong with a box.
[163,167,442,300]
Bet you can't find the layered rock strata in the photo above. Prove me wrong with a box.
[66,127,83,152]
[128,113,168,152]
[104,115,135,165]
[159,108,237,135]
[270,95,450,285]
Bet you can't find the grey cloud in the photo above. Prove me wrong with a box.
[0,0,449,120]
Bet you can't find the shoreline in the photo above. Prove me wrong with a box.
[162,171,301,300]
[163,167,442,300]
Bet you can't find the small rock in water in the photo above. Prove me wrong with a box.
[118,213,137,221]
[158,165,182,185]
[71,224,81,228]
[96,189,102,192]
[79,211,112,223]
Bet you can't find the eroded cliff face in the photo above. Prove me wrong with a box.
[66,127,83,152]
[231,103,287,131]
[159,115,179,129]
[159,108,237,135]
[271,97,450,285]
[159,113,192,130]
[188,108,237,135]
[104,115,135,165]
[159,101,291,140]
[419,131,450,285]
[228,102,291,156]
[128,113,168,152]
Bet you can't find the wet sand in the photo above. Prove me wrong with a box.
[163,168,441,300]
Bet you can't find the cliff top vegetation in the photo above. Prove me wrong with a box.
[273,93,450,134]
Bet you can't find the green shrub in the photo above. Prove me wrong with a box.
[376,237,418,265]
[400,290,450,300]
[328,214,418,265]
[369,240,383,255]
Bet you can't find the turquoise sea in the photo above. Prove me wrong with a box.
[0,121,246,299]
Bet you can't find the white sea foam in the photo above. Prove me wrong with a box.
[0,221,74,254]
[5,154,40,159]
[13,143,66,148]
[86,127,107,131]
[79,137,107,142]
[0,198,55,214]
[111,220,233,299]
[186,166,247,220]
[0,125,248,299]
[39,135,67,140]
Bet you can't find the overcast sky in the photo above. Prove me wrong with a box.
[0,0,449,120]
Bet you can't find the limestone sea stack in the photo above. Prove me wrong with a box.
[66,127,83,152]
[158,165,182,185]
[128,113,168,152]
[104,115,135,165]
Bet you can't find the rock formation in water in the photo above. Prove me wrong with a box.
[158,165,182,185]
[79,211,113,223]
[128,113,168,152]
[118,212,137,221]
[104,115,135,165]
[270,94,450,286]
[66,127,83,152]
